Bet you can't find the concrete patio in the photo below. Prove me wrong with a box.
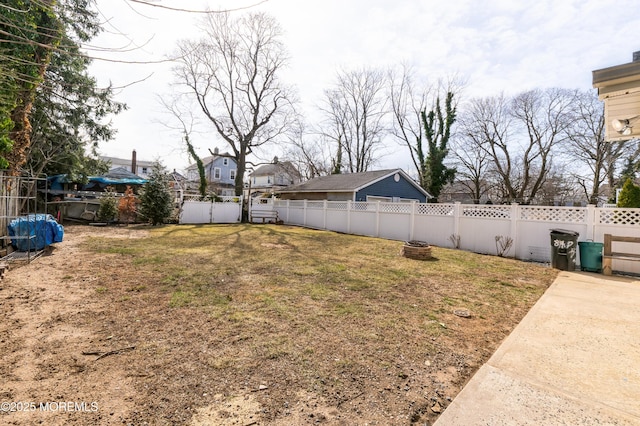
[434,271,640,425]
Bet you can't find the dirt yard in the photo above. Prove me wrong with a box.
[0,224,557,425]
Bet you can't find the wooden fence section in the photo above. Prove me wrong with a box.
[273,200,640,275]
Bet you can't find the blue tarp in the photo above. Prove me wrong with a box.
[8,214,64,251]
[48,171,147,192]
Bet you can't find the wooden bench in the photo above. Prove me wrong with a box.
[250,210,279,223]
[603,234,640,276]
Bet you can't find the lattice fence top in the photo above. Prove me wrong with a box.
[599,209,640,225]
[520,206,585,223]
[287,200,306,208]
[379,203,412,214]
[352,202,370,211]
[182,195,241,203]
[417,204,454,216]
[306,201,325,209]
[328,202,348,210]
[462,205,511,219]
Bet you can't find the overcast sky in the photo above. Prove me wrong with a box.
[88,0,640,174]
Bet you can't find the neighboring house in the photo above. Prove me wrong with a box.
[185,148,238,196]
[101,150,155,179]
[439,180,492,204]
[277,169,431,202]
[249,160,302,196]
[169,170,187,191]
[593,51,640,142]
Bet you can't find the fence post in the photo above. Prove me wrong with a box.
[586,204,596,241]
[323,200,327,229]
[303,200,308,227]
[511,203,519,258]
[346,200,352,234]
[375,201,381,237]
[409,201,416,241]
[286,200,290,223]
[453,202,461,238]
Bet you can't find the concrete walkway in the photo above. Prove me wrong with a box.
[434,271,640,426]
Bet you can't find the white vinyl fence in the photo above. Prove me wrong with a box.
[273,200,640,275]
[179,196,242,224]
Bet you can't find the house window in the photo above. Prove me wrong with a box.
[366,196,392,203]
[223,158,229,166]
[142,167,148,175]
[267,176,272,184]
[230,169,236,180]
[214,167,221,179]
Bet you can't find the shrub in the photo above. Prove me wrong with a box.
[617,178,640,208]
[138,162,173,226]
[118,185,138,223]
[97,188,118,222]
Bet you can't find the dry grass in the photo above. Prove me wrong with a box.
[75,223,557,425]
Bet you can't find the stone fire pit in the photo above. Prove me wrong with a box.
[402,240,432,260]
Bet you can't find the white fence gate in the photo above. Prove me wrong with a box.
[179,196,242,224]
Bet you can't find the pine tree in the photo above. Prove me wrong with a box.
[138,162,174,226]
[617,178,640,208]
[97,187,118,222]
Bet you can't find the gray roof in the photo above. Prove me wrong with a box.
[279,169,424,194]
[101,155,155,168]
[250,161,301,178]
[186,153,234,170]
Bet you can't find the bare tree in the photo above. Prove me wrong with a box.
[389,66,465,199]
[564,90,632,204]
[458,94,516,202]
[319,68,387,173]
[282,120,336,179]
[389,65,429,179]
[173,11,296,196]
[451,126,491,203]
[511,88,575,203]
[461,89,575,204]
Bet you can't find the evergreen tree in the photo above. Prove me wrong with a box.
[0,0,62,172]
[138,163,174,226]
[1,0,123,175]
[617,178,640,208]
[97,187,118,222]
[421,92,457,201]
[26,0,124,178]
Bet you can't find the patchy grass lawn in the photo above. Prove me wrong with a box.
[1,224,557,426]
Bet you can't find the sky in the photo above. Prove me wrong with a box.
[87,0,640,175]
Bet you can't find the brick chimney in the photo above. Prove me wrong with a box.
[131,149,137,174]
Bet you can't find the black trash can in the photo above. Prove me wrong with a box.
[550,229,579,271]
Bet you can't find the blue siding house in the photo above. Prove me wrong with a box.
[277,169,430,202]
[186,149,237,196]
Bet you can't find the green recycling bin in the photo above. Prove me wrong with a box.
[550,229,579,271]
[578,241,603,273]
